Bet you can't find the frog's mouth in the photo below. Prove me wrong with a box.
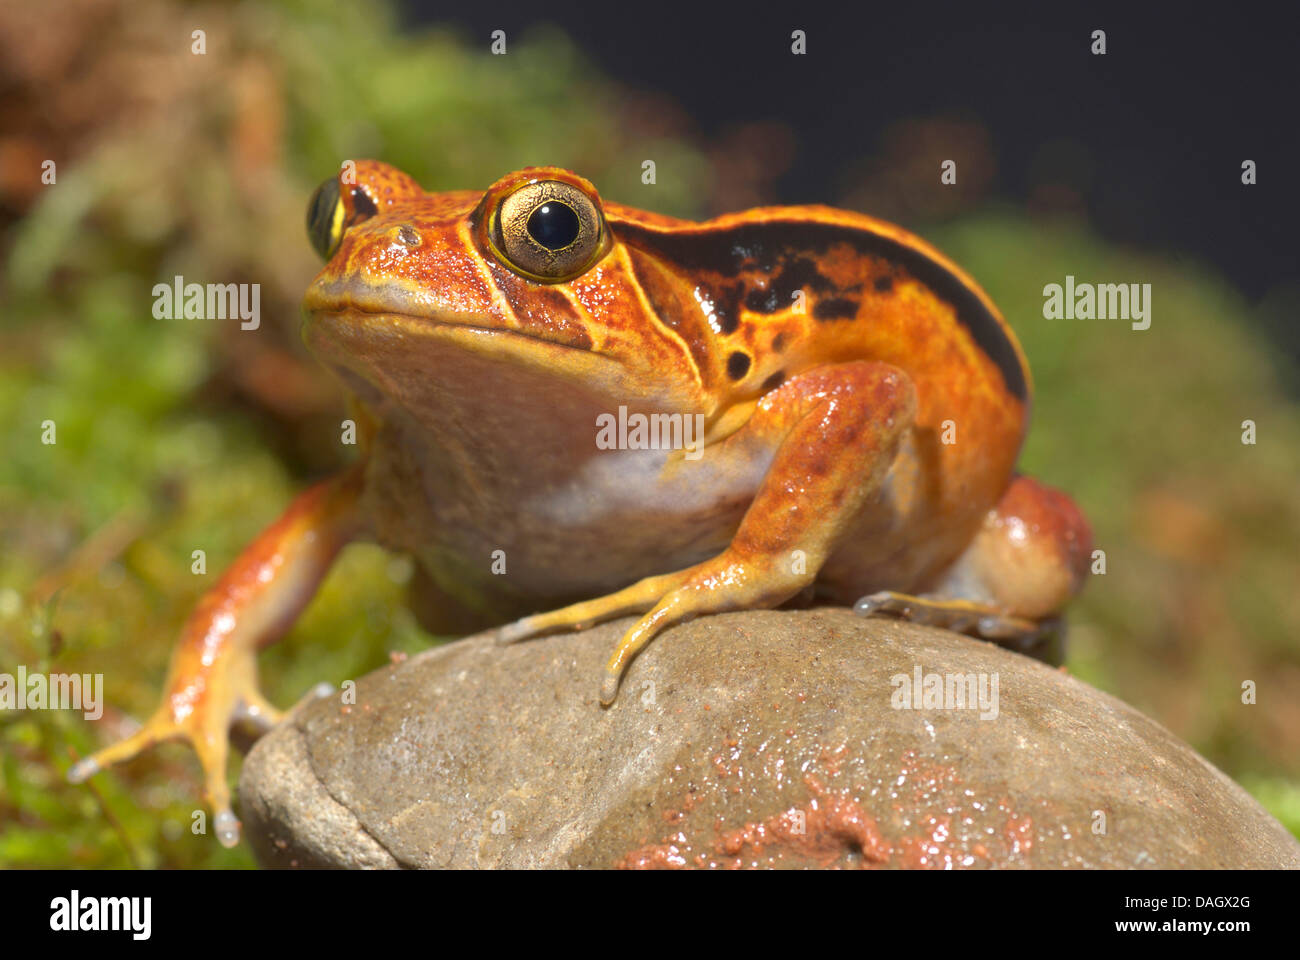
[308,303,599,354]
[302,278,697,418]
[303,277,600,354]
[304,304,618,372]
[301,303,665,428]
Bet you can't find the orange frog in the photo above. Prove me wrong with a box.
[70,163,1091,845]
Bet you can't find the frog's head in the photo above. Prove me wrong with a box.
[302,161,712,432]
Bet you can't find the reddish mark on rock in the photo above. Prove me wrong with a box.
[818,742,849,777]
[662,788,700,824]
[1005,811,1035,857]
[895,814,966,869]
[620,774,890,869]
[616,836,689,869]
[617,739,1033,870]
[895,748,962,804]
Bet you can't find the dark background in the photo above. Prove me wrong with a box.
[412,1,1298,303]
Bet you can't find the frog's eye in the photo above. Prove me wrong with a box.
[489,180,607,282]
[307,178,345,260]
[306,178,378,260]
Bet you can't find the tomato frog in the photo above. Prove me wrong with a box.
[69,162,1092,846]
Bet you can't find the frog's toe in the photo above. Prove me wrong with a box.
[67,711,181,784]
[598,597,694,705]
[66,755,101,784]
[189,722,239,845]
[496,568,697,647]
[214,808,241,848]
[599,556,809,705]
[495,616,542,646]
[852,591,892,617]
[853,589,1041,642]
[233,691,285,735]
[599,670,621,707]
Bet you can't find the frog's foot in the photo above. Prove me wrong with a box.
[494,552,812,704]
[69,675,334,847]
[495,568,695,645]
[596,548,818,704]
[69,468,363,846]
[853,590,1041,641]
[68,672,253,847]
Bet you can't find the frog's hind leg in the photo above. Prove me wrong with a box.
[857,474,1091,650]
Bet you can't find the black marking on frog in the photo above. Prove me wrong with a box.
[613,219,1028,401]
[813,296,859,321]
[727,351,751,380]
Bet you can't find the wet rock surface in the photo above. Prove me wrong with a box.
[239,608,1300,869]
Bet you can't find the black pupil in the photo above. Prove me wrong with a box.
[526,201,581,250]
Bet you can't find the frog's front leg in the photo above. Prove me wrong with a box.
[68,464,365,846]
[500,362,917,705]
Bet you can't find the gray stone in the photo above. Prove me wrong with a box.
[239,608,1300,869]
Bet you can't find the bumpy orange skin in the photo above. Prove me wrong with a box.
[74,161,1090,842]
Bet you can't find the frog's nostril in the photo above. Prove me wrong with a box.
[396,224,421,247]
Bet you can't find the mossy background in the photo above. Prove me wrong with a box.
[2,0,1297,867]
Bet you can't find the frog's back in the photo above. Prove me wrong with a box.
[605,203,1034,594]
[605,202,1030,421]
